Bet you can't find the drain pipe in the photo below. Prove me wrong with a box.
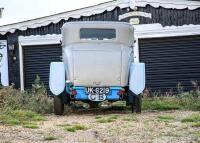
[0,8,4,18]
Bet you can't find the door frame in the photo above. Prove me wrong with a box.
[133,23,200,63]
[18,34,61,90]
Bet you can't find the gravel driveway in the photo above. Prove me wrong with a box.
[0,110,199,143]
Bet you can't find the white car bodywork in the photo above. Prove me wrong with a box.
[49,21,145,96]
[63,43,132,87]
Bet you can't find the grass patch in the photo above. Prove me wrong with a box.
[97,118,115,123]
[193,131,200,138]
[96,115,118,123]
[111,96,200,111]
[0,109,45,128]
[109,115,118,120]
[181,114,200,123]
[44,135,57,141]
[63,124,88,132]
[164,132,182,137]
[157,115,175,122]
[122,116,137,122]
[6,119,20,126]
[23,123,38,129]
[142,97,181,111]
[122,118,133,121]
[111,92,200,111]
[65,127,76,132]
[192,122,200,127]
[57,123,71,127]
[95,116,102,119]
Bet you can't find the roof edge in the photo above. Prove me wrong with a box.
[0,0,200,35]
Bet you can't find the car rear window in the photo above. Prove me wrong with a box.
[80,28,116,40]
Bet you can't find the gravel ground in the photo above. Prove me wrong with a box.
[0,110,200,143]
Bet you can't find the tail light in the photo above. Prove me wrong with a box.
[71,90,77,95]
[69,88,77,99]
[69,87,77,95]
[117,88,125,96]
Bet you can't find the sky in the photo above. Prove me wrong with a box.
[0,0,110,26]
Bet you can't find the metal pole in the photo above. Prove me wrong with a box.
[0,8,4,18]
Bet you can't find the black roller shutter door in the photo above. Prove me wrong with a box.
[139,35,200,93]
[23,44,62,90]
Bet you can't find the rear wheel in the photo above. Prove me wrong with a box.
[54,95,64,115]
[127,90,142,113]
[134,95,142,113]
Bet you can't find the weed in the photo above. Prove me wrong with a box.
[23,123,38,129]
[142,81,200,111]
[44,135,57,141]
[97,118,115,123]
[57,124,71,127]
[122,116,137,122]
[157,115,175,122]
[95,116,102,119]
[6,119,20,126]
[0,109,44,128]
[64,124,88,132]
[181,114,200,123]
[109,115,118,120]
[192,122,200,127]
[96,116,117,123]
[74,124,87,130]
[122,118,132,121]
[193,131,200,138]
[0,76,54,114]
[164,132,182,137]
[142,97,181,111]
[65,127,76,132]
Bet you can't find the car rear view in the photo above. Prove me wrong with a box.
[49,21,145,115]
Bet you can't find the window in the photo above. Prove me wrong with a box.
[80,28,116,40]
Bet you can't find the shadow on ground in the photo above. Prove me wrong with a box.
[64,103,131,115]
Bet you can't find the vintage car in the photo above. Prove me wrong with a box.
[49,21,145,115]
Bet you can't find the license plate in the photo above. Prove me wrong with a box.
[88,94,106,101]
[85,87,110,95]
[85,87,110,101]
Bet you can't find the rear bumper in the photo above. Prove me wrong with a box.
[67,86,122,101]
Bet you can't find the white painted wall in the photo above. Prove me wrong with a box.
[0,40,9,86]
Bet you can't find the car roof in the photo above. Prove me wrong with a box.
[62,21,134,47]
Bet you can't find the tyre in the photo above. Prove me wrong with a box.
[54,95,64,115]
[127,90,142,113]
[134,95,142,113]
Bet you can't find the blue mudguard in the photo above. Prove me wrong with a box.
[49,62,65,95]
[129,63,145,95]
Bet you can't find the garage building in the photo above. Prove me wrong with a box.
[0,0,200,94]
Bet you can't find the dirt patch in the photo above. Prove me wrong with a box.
[0,110,199,143]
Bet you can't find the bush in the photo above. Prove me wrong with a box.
[0,75,53,114]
